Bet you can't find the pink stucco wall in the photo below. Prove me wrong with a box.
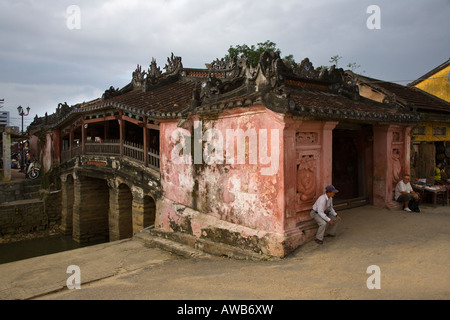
[373,125,412,208]
[159,106,286,238]
[282,118,338,250]
[157,107,413,257]
[158,106,343,256]
[29,132,54,174]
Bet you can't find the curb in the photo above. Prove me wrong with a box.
[133,229,277,261]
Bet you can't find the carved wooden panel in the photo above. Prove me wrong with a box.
[296,151,320,212]
[433,127,447,136]
[392,131,400,142]
[296,132,319,145]
[412,126,426,136]
[392,148,402,186]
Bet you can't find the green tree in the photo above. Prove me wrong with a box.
[326,55,365,73]
[282,54,296,69]
[346,62,365,73]
[224,40,294,68]
[329,55,342,67]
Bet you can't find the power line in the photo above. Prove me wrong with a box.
[357,75,448,85]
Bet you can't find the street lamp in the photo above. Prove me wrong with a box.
[17,105,30,172]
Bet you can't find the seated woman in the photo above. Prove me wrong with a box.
[434,162,448,185]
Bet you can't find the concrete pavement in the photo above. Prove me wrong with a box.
[0,204,449,300]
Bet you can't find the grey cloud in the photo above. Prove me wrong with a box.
[0,0,449,126]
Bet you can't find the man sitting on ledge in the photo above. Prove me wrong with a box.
[310,185,342,245]
[395,174,420,212]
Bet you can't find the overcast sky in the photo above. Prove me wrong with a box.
[0,0,449,128]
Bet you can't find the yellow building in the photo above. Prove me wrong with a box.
[346,70,450,182]
[407,59,450,180]
[408,58,450,103]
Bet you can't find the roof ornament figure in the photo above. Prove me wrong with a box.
[132,64,146,89]
[102,86,121,100]
[147,58,162,83]
[200,76,222,99]
[208,58,236,71]
[164,52,183,74]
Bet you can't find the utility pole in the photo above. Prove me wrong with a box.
[1,99,10,180]
[17,105,30,172]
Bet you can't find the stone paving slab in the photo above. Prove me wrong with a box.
[0,204,449,300]
[0,238,176,300]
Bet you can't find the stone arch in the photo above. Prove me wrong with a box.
[57,161,162,242]
[143,195,156,229]
[73,175,110,243]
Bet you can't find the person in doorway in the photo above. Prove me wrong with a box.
[434,162,448,184]
[310,185,342,245]
[434,162,443,181]
[394,174,420,212]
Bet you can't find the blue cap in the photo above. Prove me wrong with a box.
[326,185,339,193]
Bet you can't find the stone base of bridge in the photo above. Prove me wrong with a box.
[60,172,157,244]
[155,197,306,259]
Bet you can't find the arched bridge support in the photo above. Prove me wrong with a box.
[59,156,160,244]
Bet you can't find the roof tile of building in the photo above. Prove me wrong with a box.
[31,52,439,130]
[407,58,450,87]
[351,72,450,115]
[94,80,196,115]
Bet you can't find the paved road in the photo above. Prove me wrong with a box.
[1,204,449,300]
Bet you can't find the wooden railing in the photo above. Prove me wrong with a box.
[61,149,71,163]
[61,145,82,163]
[148,148,160,171]
[61,140,160,170]
[124,141,144,163]
[86,140,120,155]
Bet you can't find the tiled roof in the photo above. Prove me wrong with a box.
[31,53,431,131]
[81,80,196,116]
[287,86,418,123]
[349,72,450,115]
[408,58,450,87]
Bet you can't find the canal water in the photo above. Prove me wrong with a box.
[0,236,106,265]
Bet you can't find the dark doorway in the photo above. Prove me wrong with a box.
[143,195,156,228]
[332,123,373,208]
[117,183,133,239]
[74,176,110,243]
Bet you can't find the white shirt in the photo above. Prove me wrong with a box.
[395,180,413,200]
[312,193,338,222]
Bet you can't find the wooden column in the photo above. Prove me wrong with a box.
[321,121,339,188]
[143,117,149,166]
[69,128,74,158]
[372,124,411,209]
[81,120,86,154]
[119,111,125,157]
[52,128,61,164]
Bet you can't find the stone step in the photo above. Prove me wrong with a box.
[133,229,210,259]
[0,198,44,207]
[134,228,276,261]
[22,192,41,200]
[23,185,41,194]
[0,198,47,235]
[0,178,42,203]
